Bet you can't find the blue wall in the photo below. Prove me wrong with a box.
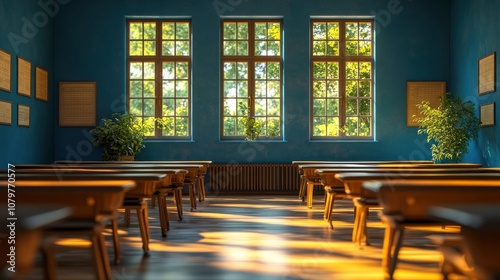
[2,0,457,165]
[450,0,500,167]
[0,1,55,167]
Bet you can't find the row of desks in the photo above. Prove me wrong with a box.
[293,160,500,279]
[1,160,211,280]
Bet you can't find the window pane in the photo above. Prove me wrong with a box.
[130,63,143,78]
[359,99,371,115]
[163,81,175,97]
[176,23,189,39]
[144,98,155,116]
[144,81,155,97]
[313,99,326,116]
[130,81,142,97]
[346,99,358,115]
[144,63,155,79]
[130,99,143,115]
[144,23,156,39]
[163,23,175,39]
[144,41,156,56]
[345,23,358,39]
[326,99,339,116]
[130,23,143,39]
[224,23,237,39]
[129,41,143,56]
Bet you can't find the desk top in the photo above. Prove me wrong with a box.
[363,179,500,193]
[429,204,500,230]
[0,203,72,232]
[298,163,483,169]
[335,172,500,181]
[316,167,500,175]
[0,180,136,191]
[1,173,166,181]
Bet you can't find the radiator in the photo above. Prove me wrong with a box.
[208,163,300,193]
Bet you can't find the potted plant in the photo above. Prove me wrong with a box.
[90,112,153,161]
[241,116,264,140]
[415,92,481,163]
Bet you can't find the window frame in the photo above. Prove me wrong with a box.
[220,19,283,140]
[310,19,374,140]
[126,19,192,139]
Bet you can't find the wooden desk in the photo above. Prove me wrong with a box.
[429,204,500,280]
[0,204,71,279]
[362,179,500,279]
[42,163,202,211]
[331,171,500,245]
[0,180,134,280]
[56,160,212,202]
[297,162,483,208]
[4,172,168,259]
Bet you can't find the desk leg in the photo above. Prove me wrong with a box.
[306,181,314,209]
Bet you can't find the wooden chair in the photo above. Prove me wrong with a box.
[429,204,500,280]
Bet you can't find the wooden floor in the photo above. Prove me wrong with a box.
[20,194,468,280]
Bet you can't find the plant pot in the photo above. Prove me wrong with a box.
[118,155,134,161]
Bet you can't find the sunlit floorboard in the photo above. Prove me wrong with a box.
[21,194,468,280]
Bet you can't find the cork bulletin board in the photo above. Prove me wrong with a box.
[18,104,30,127]
[0,49,11,92]
[0,100,12,125]
[59,81,96,126]
[17,57,31,97]
[35,66,48,101]
[478,52,496,95]
[480,102,495,127]
[407,81,446,127]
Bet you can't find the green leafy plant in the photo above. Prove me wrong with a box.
[415,92,481,163]
[90,113,153,160]
[241,116,264,140]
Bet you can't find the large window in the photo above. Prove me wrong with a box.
[311,20,373,139]
[127,20,191,138]
[221,20,282,139]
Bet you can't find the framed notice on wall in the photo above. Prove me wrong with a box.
[17,57,31,97]
[0,49,11,92]
[406,81,446,126]
[35,66,48,101]
[480,102,495,127]
[478,52,496,95]
[59,81,96,127]
[0,100,12,125]
[18,104,30,127]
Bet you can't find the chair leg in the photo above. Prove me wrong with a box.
[124,209,131,226]
[96,231,112,280]
[357,206,370,246]
[388,228,405,279]
[157,194,167,237]
[175,188,184,220]
[188,183,197,211]
[382,225,396,272]
[135,205,150,255]
[299,175,307,201]
[327,193,336,229]
[110,217,121,264]
[90,232,107,280]
[352,204,362,243]
[323,191,332,220]
[41,238,57,280]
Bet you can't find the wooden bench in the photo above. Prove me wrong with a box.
[0,180,134,280]
[362,179,500,279]
[429,204,500,280]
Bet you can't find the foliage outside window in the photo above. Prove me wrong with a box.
[221,20,282,140]
[311,20,374,139]
[127,20,191,138]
